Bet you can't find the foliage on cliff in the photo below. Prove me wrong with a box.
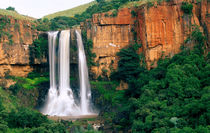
[111,43,142,82]
[0,16,14,45]
[29,34,48,62]
[96,26,210,132]
[82,31,96,67]
[181,1,193,14]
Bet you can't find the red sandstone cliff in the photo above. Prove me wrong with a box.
[0,16,40,78]
[82,0,209,78]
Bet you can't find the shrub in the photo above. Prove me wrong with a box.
[104,13,109,17]
[30,35,48,60]
[181,2,193,14]
[36,19,50,32]
[111,43,142,83]
[0,124,8,133]
[82,31,96,67]
[147,1,154,8]
[7,107,48,128]
[50,16,77,30]
[40,122,66,133]
[111,10,118,17]
[14,23,20,31]
[131,10,137,17]
[6,6,16,11]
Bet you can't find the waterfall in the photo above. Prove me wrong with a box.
[76,30,92,114]
[42,30,81,116]
[41,30,95,116]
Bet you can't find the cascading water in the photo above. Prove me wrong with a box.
[41,30,81,116]
[76,30,92,114]
[41,30,96,116]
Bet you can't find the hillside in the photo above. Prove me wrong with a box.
[0,9,35,21]
[44,1,96,19]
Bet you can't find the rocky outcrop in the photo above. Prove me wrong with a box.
[137,0,204,68]
[82,8,135,78]
[200,0,210,50]
[0,16,41,77]
[82,0,209,78]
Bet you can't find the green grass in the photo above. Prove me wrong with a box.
[12,76,49,90]
[44,1,97,19]
[0,9,35,21]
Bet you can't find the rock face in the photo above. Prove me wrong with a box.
[82,0,209,78]
[82,8,135,78]
[200,0,210,52]
[0,15,40,77]
[137,0,203,68]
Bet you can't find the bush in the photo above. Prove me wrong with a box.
[131,10,137,17]
[111,10,118,17]
[36,19,50,32]
[50,16,78,30]
[30,35,48,60]
[181,2,193,14]
[7,107,48,128]
[40,122,66,133]
[0,123,8,133]
[6,6,16,11]
[111,43,142,83]
[82,31,96,67]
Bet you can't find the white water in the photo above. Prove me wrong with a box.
[41,30,96,116]
[76,30,92,114]
[42,30,81,116]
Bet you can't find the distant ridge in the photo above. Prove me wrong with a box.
[0,9,35,21]
[44,1,96,19]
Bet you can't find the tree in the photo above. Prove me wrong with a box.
[6,6,16,11]
[96,0,105,3]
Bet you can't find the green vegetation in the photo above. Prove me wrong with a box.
[111,43,142,83]
[14,23,20,32]
[29,35,48,62]
[0,15,14,45]
[8,71,49,95]
[6,7,16,12]
[0,9,34,21]
[50,16,78,30]
[110,10,118,17]
[131,10,137,17]
[181,1,193,14]
[35,18,51,32]
[0,87,19,112]
[94,26,210,132]
[82,31,96,67]
[0,102,67,132]
[44,1,97,19]
[91,81,122,112]
[9,76,49,94]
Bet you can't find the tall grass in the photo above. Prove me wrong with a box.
[44,1,97,19]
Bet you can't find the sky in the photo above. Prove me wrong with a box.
[0,0,94,18]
